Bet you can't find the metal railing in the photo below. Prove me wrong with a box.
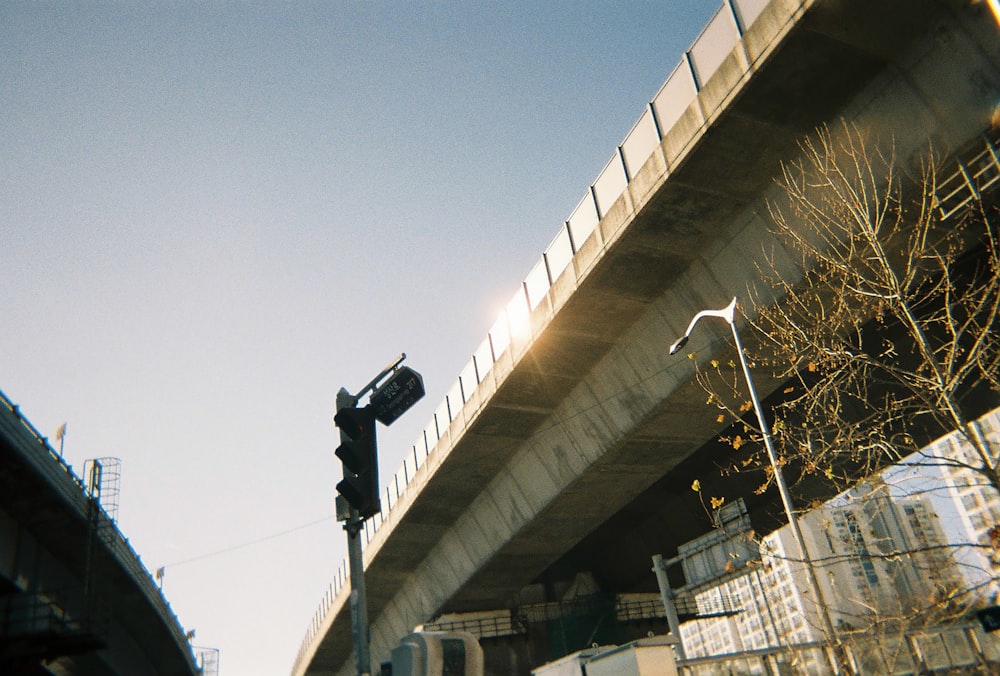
[419,593,737,643]
[0,590,106,642]
[935,130,1000,219]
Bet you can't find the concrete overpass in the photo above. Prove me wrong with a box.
[293,0,1000,673]
[0,391,201,675]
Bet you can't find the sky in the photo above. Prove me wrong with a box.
[1,2,718,674]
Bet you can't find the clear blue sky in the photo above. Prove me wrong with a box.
[1,2,716,674]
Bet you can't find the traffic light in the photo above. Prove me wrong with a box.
[335,405,380,519]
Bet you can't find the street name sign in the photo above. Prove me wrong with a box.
[370,366,425,426]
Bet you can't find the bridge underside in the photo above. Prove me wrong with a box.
[300,1,1000,673]
[0,397,199,676]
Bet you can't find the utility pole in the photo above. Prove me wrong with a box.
[651,554,686,661]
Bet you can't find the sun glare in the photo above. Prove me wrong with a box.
[505,290,532,341]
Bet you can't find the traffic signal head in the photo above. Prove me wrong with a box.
[334,405,380,519]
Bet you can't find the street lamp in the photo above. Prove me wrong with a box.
[669,297,837,645]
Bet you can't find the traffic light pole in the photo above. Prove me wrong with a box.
[346,513,371,676]
[337,387,373,676]
[334,354,424,676]
[335,354,407,676]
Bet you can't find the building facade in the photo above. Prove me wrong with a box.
[679,409,1000,660]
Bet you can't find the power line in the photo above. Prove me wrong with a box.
[161,516,333,570]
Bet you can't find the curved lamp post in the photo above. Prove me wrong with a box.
[669,297,837,646]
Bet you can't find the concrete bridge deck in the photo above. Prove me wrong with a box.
[293,0,1000,673]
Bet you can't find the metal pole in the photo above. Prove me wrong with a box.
[670,299,840,662]
[338,387,372,676]
[356,353,406,402]
[652,554,686,661]
[727,320,838,645]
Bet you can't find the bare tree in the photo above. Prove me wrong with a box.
[688,123,1000,635]
[760,123,1000,494]
[700,123,1000,497]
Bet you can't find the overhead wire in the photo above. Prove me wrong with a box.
[161,516,333,570]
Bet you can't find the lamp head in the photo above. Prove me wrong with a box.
[668,335,689,355]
